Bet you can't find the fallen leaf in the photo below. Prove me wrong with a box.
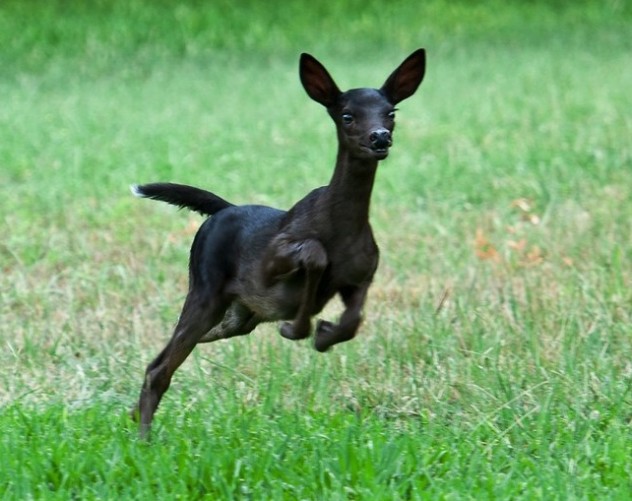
[474,228,500,262]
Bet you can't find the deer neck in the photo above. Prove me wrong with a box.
[323,148,378,229]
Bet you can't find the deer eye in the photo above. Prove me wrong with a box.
[387,110,396,120]
[342,113,353,125]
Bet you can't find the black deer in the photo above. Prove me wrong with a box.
[131,49,426,435]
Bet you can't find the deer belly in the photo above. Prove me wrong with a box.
[239,277,310,321]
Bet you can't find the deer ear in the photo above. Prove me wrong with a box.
[380,49,426,105]
[299,53,341,108]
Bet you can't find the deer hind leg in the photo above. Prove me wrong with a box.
[262,237,327,341]
[198,302,261,343]
[314,283,369,352]
[132,288,228,437]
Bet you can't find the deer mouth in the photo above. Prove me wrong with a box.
[357,142,390,159]
[363,144,389,160]
[372,146,389,158]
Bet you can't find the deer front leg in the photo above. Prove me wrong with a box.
[262,236,328,340]
[314,283,370,352]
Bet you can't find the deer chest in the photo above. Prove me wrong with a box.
[327,237,379,286]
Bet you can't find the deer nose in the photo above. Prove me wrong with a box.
[369,129,392,150]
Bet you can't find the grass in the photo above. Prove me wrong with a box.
[1,0,632,498]
[3,400,629,498]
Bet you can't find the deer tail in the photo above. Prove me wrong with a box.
[131,182,234,216]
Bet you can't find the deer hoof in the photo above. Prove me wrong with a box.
[314,320,336,352]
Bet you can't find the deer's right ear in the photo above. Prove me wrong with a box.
[299,53,341,108]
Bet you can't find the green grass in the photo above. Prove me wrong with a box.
[3,398,630,498]
[1,0,632,498]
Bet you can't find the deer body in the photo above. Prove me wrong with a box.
[131,50,426,435]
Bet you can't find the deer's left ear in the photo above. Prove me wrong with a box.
[380,49,426,105]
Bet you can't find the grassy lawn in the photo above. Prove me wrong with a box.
[1,0,631,498]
